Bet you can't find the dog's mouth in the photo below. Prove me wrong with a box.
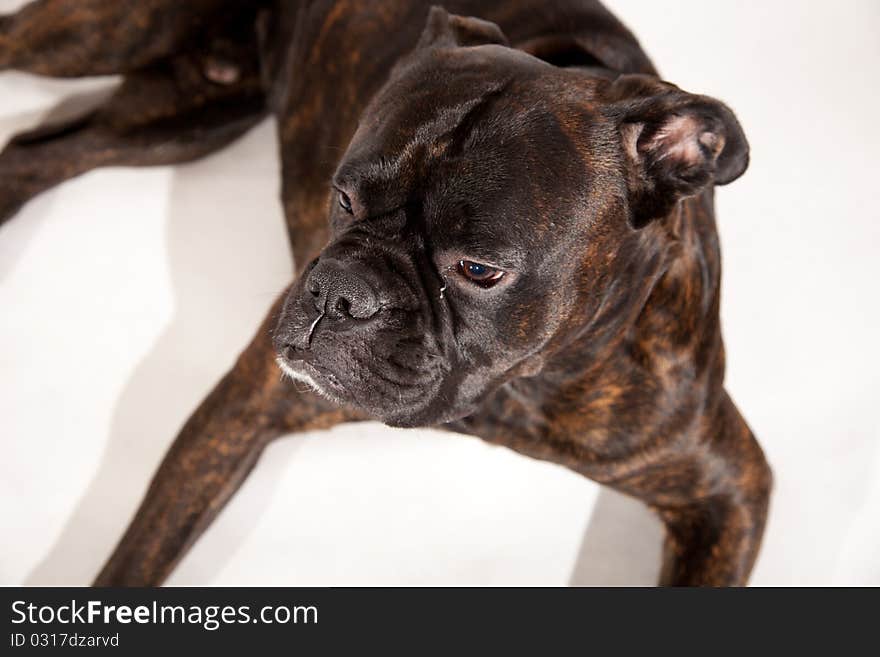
[275,356,350,405]
[272,252,456,425]
[274,336,450,426]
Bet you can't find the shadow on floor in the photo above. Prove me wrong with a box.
[568,488,663,586]
[25,119,296,584]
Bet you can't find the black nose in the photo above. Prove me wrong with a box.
[305,258,381,320]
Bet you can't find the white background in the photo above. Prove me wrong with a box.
[1,0,878,586]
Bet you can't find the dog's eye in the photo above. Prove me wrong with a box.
[457,260,505,288]
[338,191,353,214]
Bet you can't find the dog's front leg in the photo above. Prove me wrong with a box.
[655,493,769,587]
[648,396,772,586]
[93,293,356,587]
[456,388,771,586]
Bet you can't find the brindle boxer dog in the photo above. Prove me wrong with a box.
[0,0,772,586]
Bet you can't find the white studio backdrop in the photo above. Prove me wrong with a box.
[1,0,878,585]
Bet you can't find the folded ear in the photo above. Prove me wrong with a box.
[417,5,509,50]
[605,75,749,228]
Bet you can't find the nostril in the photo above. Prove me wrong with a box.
[335,297,351,317]
[284,345,298,360]
[309,258,381,321]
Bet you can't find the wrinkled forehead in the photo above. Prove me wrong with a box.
[338,49,523,179]
[346,55,612,184]
[338,45,605,179]
[335,49,613,260]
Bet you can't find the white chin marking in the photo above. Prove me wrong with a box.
[275,357,325,394]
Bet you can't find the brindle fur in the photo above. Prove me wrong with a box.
[0,0,771,586]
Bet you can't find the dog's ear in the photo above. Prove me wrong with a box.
[605,74,749,228]
[417,6,509,50]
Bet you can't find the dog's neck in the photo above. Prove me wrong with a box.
[628,188,725,390]
[453,190,726,469]
[578,188,723,387]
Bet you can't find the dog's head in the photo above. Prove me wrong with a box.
[273,7,749,427]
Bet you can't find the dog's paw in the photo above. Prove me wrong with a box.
[0,145,44,227]
[0,200,25,227]
[0,180,28,228]
[0,15,12,70]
